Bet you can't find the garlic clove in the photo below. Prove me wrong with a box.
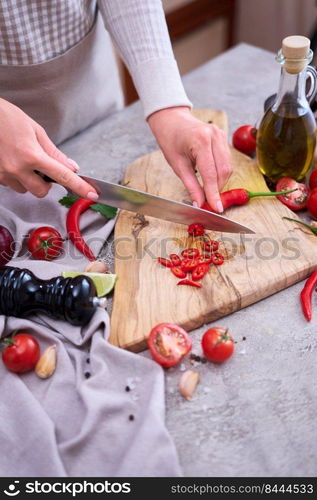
[179,370,200,400]
[85,260,110,273]
[35,345,57,379]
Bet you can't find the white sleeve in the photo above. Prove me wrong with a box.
[97,0,192,118]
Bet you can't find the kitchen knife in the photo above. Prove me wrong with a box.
[36,171,254,234]
[80,175,255,234]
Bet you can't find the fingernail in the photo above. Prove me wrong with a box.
[87,191,99,201]
[67,158,80,171]
[193,201,198,208]
[217,201,223,213]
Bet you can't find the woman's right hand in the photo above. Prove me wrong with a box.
[0,98,98,200]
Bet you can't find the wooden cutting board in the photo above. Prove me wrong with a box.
[110,109,317,352]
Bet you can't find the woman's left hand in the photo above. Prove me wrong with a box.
[148,106,232,213]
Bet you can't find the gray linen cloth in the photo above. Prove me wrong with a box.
[0,185,181,477]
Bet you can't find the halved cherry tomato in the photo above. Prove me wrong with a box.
[276,177,309,211]
[148,323,192,367]
[171,266,187,279]
[158,257,173,268]
[181,258,199,272]
[309,169,317,190]
[192,263,209,281]
[307,188,317,219]
[188,223,205,237]
[202,240,219,252]
[170,253,182,266]
[201,326,234,363]
[181,248,200,259]
[211,252,224,265]
[232,125,257,155]
[177,279,202,288]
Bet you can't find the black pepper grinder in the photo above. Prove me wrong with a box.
[0,266,105,326]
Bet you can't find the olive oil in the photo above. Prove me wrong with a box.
[257,108,316,182]
[256,35,317,183]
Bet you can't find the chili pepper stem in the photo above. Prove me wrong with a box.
[248,188,297,198]
[283,217,317,235]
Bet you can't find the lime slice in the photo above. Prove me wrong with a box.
[61,271,117,297]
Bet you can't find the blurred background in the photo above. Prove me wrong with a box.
[117,0,317,105]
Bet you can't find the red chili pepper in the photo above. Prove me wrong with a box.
[197,255,213,265]
[181,258,199,273]
[170,254,182,266]
[177,279,202,288]
[158,257,173,268]
[202,240,219,252]
[171,266,187,279]
[181,248,200,259]
[188,223,205,237]
[300,270,317,321]
[66,199,96,261]
[202,188,297,211]
[192,263,209,281]
[211,252,224,265]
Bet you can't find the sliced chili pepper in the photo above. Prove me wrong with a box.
[211,252,224,266]
[192,263,209,281]
[188,223,205,237]
[300,270,317,321]
[202,188,297,211]
[197,255,213,265]
[181,248,200,259]
[170,253,182,266]
[66,199,96,261]
[171,266,187,279]
[181,258,199,273]
[158,257,173,268]
[177,279,202,288]
[203,240,219,252]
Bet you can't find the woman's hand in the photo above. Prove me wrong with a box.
[148,106,232,213]
[0,98,98,200]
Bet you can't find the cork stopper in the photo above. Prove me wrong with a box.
[282,35,311,73]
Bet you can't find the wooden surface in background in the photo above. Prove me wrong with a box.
[110,109,317,352]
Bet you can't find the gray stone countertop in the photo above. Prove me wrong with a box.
[61,44,317,477]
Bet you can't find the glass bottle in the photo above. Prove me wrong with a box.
[256,36,317,183]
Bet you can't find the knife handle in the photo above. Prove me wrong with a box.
[34,170,56,183]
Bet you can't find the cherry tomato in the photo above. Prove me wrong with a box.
[232,125,257,155]
[211,252,224,265]
[171,266,187,279]
[201,326,234,363]
[158,257,173,268]
[276,177,309,211]
[177,279,202,288]
[28,226,63,261]
[148,323,192,368]
[309,169,317,190]
[170,254,182,267]
[192,263,209,281]
[307,188,317,219]
[188,223,205,237]
[2,333,40,373]
[202,240,219,252]
[181,248,200,259]
[181,258,199,272]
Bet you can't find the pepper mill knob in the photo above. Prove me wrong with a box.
[282,35,311,73]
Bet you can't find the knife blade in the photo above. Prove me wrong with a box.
[80,175,255,234]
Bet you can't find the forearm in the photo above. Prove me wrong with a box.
[98,0,192,118]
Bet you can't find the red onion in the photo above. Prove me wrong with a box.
[0,225,14,266]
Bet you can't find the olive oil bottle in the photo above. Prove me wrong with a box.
[257,36,316,183]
